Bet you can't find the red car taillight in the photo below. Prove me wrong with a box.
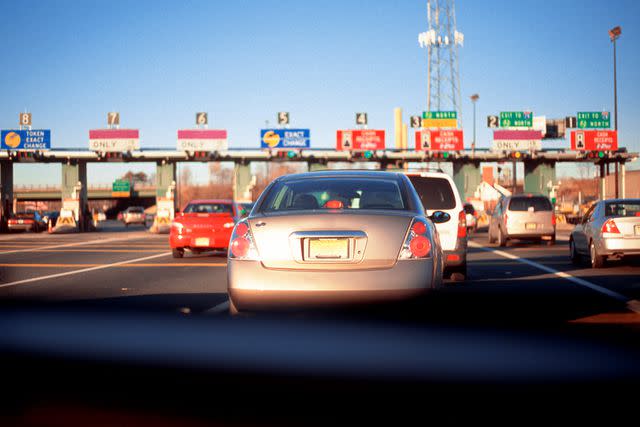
[602,219,621,234]
[457,210,467,238]
[230,237,250,257]
[399,218,432,260]
[551,214,556,226]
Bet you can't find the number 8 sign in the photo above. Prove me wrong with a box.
[19,113,32,126]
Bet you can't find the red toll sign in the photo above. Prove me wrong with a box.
[415,129,464,151]
[571,130,618,151]
[336,130,385,150]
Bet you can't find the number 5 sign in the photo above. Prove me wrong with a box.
[277,112,290,125]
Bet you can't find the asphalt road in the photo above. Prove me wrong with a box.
[0,222,639,329]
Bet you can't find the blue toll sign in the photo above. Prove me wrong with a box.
[261,129,310,149]
[1,129,51,150]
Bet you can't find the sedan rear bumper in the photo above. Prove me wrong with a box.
[601,237,640,256]
[228,258,436,310]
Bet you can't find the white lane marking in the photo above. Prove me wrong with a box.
[203,300,230,315]
[469,241,640,314]
[0,234,152,255]
[0,252,171,289]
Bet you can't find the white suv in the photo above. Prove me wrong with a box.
[405,171,468,280]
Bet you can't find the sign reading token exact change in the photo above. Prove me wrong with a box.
[337,130,385,150]
[571,130,618,151]
[261,129,310,149]
[89,129,140,152]
[177,130,228,151]
[415,129,463,151]
[1,129,51,150]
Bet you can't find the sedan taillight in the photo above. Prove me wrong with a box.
[399,218,432,260]
[602,219,621,234]
[229,220,260,260]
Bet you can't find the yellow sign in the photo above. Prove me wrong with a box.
[421,118,458,128]
[56,216,75,227]
[262,130,280,148]
[4,131,21,148]
[111,191,130,198]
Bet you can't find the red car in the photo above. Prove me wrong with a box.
[169,199,242,258]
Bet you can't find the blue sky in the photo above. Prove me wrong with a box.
[1,0,639,185]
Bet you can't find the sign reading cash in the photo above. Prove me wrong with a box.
[89,129,140,152]
[177,129,228,151]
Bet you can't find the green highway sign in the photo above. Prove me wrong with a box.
[422,111,457,119]
[112,179,131,193]
[577,112,610,129]
[499,111,533,128]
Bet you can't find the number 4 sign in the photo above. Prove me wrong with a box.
[356,113,367,126]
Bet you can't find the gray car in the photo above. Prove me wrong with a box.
[489,194,556,246]
[226,170,449,315]
[570,199,640,268]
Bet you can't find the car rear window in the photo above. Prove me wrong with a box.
[184,203,233,214]
[508,197,552,212]
[260,177,408,212]
[604,202,640,217]
[128,207,144,213]
[407,176,456,210]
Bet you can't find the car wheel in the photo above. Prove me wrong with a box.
[488,225,496,243]
[449,263,467,282]
[590,241,605,269]
[569,239,581,266]
[172,248,184,259]
[497,227,507,247]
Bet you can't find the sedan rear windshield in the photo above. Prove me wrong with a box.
[260,178,408,212]
[184,203,233,214]
[127,207,144,213]
[407,176,456,210]
[508,197,552,212]
[604,202,640,217]
[13,212,36,219]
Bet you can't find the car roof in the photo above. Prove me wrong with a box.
[274,170,406,182]
[602,198,640,204]
[187,199,234,204]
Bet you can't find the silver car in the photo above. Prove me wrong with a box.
[226,170,448,315]
[489,194,556,246]
[570,199,640,268]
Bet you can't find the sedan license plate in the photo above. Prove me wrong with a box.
[525,223,537,230]
[194,237,210,247]
[18,219,24,224]
[309,238,349,260]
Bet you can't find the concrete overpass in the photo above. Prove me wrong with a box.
[1,147,637,231]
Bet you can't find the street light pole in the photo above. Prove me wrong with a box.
[470,94,479,155]
[609,26,621,198]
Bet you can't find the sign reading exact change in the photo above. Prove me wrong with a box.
[1,129,51,150]
[261,129,310,149]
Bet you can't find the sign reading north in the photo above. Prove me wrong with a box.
[89,129,139,152]
[492,130,542,151]
[336,130,385,150]
[577,112,610,129]
[499,111,533,128]
[177,129,228,151]
[415,129,463,151]
[571,130,617,151]
[260,129,310,149]
[1,129,51,150]
[422,111,457,128]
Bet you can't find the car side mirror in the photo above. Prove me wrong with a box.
[430,211,451,224]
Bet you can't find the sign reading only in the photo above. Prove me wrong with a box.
[500,111,533,128]
[577,112,610,129]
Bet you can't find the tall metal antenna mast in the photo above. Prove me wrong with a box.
[418,0,464,117]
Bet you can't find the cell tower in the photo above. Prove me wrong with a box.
[418,0,464,116]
